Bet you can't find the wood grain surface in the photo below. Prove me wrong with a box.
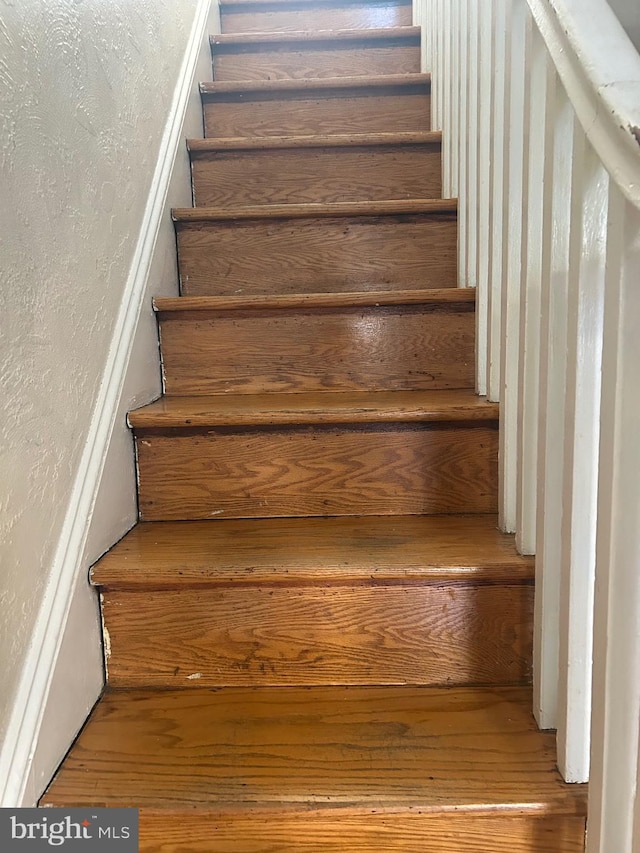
[173,197,455,220]
[92,514,533,589]
[102,581,533,687]
[176,214,457,294]
[203,85,430,137]
[187,130,442,150]
[200,72,430,93]
[136,423,498,520]
[212,41,419,81]
[136,812,586,853]
[220,1,412,33]
[155,286,472,311]
[158,304,474,394]
[190,141,441,206]
[41,685,587,812]
[211,25,420,43]
[129,390,497,428]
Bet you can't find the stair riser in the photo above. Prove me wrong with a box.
[191,143,442,206]
[202,88,430,137]
[176,214,456,295]
[139,813,586,852]
[212,42,420,81]
[135,423,498,520]
[159,305,473,395]
[102,582,532,688]
[220,2,412,34]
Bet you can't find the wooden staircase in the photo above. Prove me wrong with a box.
[41,0,588,849]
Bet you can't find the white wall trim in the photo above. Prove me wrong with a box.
[0,0,213,807]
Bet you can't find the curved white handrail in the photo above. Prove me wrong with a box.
[528,0,640,207]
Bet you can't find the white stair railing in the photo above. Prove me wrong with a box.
[414,0,640,848]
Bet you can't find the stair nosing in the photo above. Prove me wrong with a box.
[187,131,442,153]
[90,798,584,818]
[128,390,497,431]
[91,516,533,591]
[199,72,430,96]
[172,199,457,223]
[211,26,420,46]
[93,566,532,591]
[154,289,473,314]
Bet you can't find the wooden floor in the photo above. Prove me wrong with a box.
[42,0,588,848]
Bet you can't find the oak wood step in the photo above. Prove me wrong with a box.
[156,285,472,311]
[189,132,442,206]
[129,389,494,428]
[142,814,585,852]
[219,0,413,34]
[199,74,430,137]
[212,25,420,44]
[156,291,474,394]
[187,129,441,150]
[102,583,530,687]
[92,515,532,589]
[41,686,587,852]
[134,412,498,521]
[210,27,420,81]
[95,515,531,688]
[173,202,457,295]
[173,197,454,221]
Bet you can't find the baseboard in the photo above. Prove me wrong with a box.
[0,0,219,807]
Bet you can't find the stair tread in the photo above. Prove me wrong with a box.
[41,685,586,813]
[187,130,441,152]
[211,26,420,45]
[173,198,456,222]
[200,72,430,95]
[154,288,472,313]
[91,514,531,588]
[129,390,496,428]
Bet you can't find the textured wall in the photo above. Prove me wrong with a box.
[608,0,640,49]
[0,0,199,749]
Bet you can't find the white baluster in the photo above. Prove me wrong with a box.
[450,0,459,199]
[534,86,575,732]
[586,188,640,851]
[442,0,452,194]
[516,22,551,554]
[486,0,509,402]
[557,136,608,783]
[423,0,432,75]
[465,0,479,290]
[499,0,528,533]
[475,0,494,395]
[456,0,467,279]
[434,0,444,132]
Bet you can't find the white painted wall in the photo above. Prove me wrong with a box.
[607,0,640,50]
[0,0,218,805]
